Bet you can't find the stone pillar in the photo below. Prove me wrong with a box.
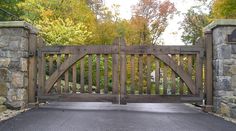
[204,19,236,118]
[0,21,38,110]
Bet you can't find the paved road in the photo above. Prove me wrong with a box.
[0,102,236,131]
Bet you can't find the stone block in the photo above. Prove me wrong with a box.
[0,28,28,37]
[0,82,8,97]
[0,68,11,82]
[213,97,222,113]
[216,45,231,59]
[215,76,231,90]
[16,89,27,101]
[0,58,10,68]
[20,58,28,71]
[234,89,236,96]
[232,75,236,88]
[223,65,231,76]
[231,108,236,118]
[221,102,231,117]
[214,90,226,97]
[5,100,26,110]
[12,72,24,88]
[7,89,17,102]
[0,96,6,104]
[231,45,236,54]
[229,65,236,75]
[0,36,10,48]
[19,37,28,51]
[0,105,7,112]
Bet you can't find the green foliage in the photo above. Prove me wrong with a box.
[18,0,96,45]
[0,0,23,21]
[181,7,210,45]
[211,0,236,19]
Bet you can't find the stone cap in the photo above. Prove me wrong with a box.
[0,21,38,34]
[204,19,236,32]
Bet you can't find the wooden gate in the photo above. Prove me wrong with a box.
[36,38,208,104]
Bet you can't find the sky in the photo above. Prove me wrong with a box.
[104,0,205,45]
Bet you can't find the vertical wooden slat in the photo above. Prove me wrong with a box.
[205,32,213,111]
[131,55,135,94]
[64,54,69,93]
[72,63,77,93]
[147,55,151,94]
[104,55,108,94]
[138,55,143,95]
[186,55,193,94]
[96,54,100,94]
[188,55,193,77]
[88,54,93,94]
[179,55,184,95]
[196,53,202,96]
[28,33,37,103]
[171,70,176,95]
[80,58,84,93]
[120,38,127,104]
[49,54,54,75]
[155,60,160,95]
[112,38,119,103]
[39,53,46,95]
[56,54,61,94]
[163,64,168,95]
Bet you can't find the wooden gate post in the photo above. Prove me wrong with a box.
[204,31,213,112]
[112,38,120,104]
[28,33,38,104]
[120,37,127,104]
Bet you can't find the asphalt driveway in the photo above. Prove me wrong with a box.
[0,102,236,131]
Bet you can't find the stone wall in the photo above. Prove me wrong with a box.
[0,21,38,110]
[205,19,236,118]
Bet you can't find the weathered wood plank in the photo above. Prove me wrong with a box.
[163,64,168,95]
[96,54,100,94]
[49,54,54,75]
[104,55,108,94]
[28,33,37,103]
[126,95,202,103]
[196,53,202,96]
[179,55,184,95]
[39,94,117,102]
[121,45,204,55]
[40,45,203,55]
[56,54,61,94]
[155,60,160,95]
[80,58,85,93]
[39,53,46,95]
[88,54,93,94]
[120,38,127,104]
[205,32,213,110]
[131,55,135,94]
[153,54,196,95]
[138,55,143,95]
[147,55,151,94]
[45,52,87,93]
[72,63,77,93]
[172,70,176,95]
[64,54,69,93]
[112,39,119,103]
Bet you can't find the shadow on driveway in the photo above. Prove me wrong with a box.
[0,102,236,131]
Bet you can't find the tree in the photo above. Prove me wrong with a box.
[181,7,210,45]
[18,0,96,45]
[0,0,23,21]
[132,0,176,44]
[211,0,236,19]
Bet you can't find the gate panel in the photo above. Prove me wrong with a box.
[120,41,205,104]
[37,38,205,104]
[37,44,120,103]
